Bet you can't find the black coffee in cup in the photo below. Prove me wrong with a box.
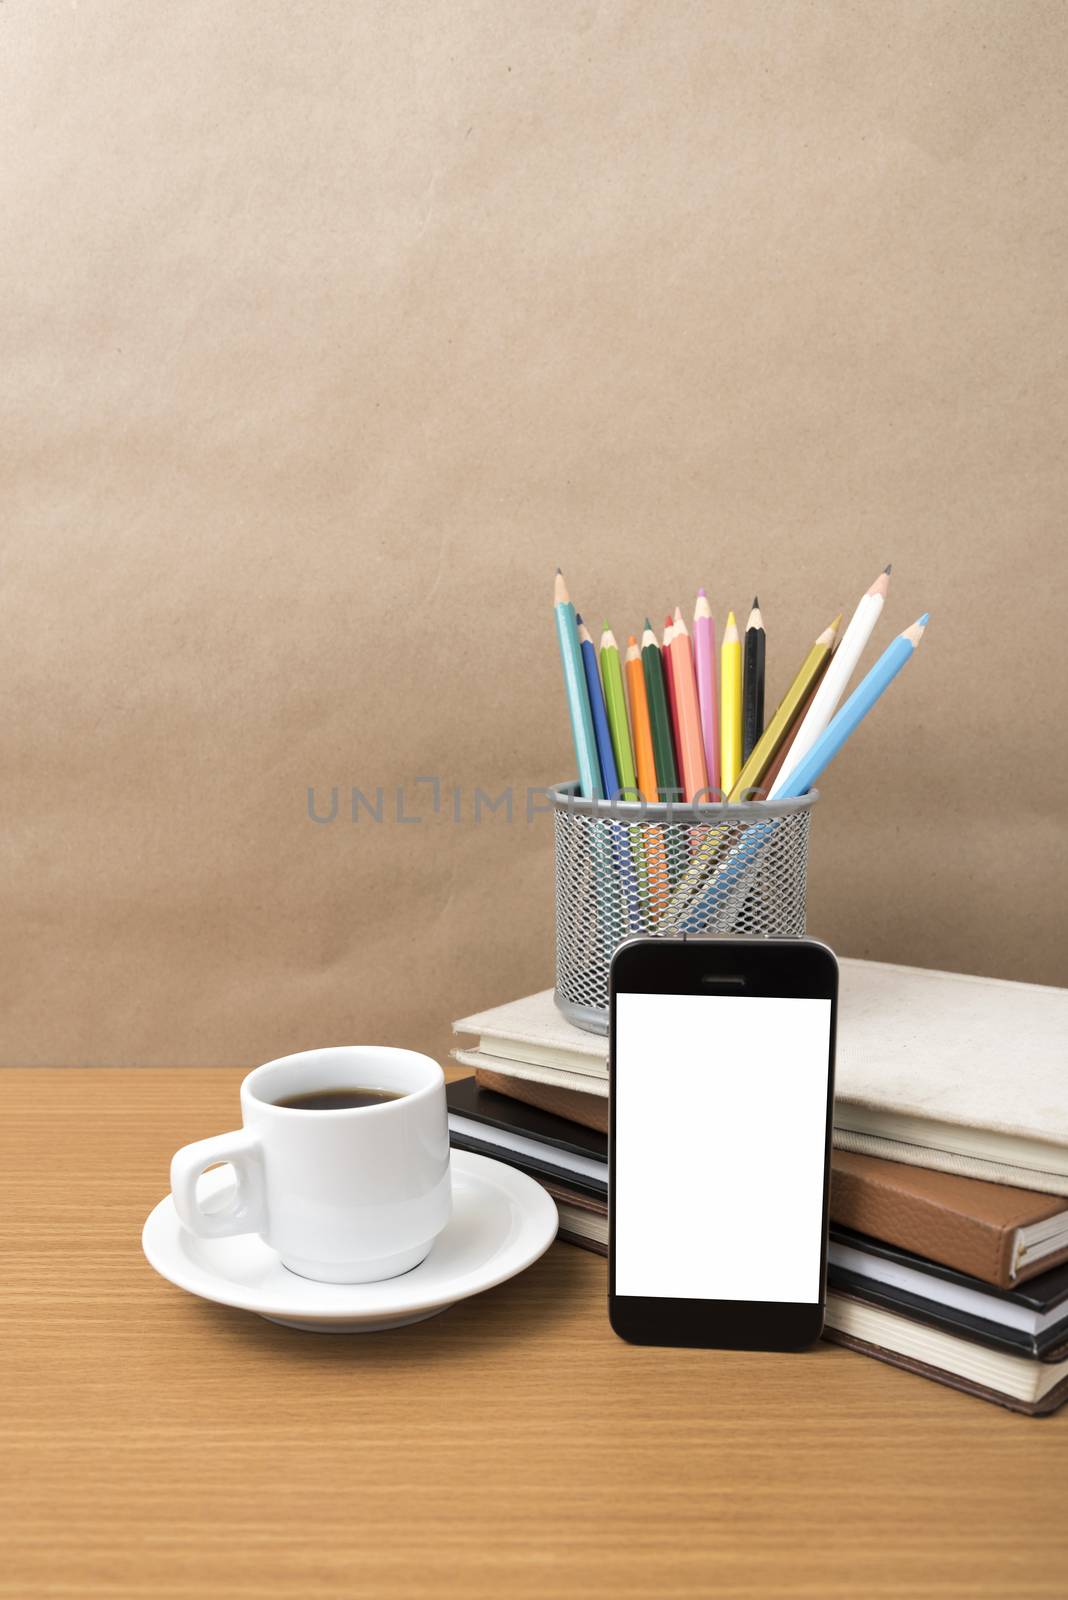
[273,1087,407,1111]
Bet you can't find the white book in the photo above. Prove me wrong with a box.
[453,959,1068,1194]
[453,989,607,1078]
[450,1045,609,1098]
[824,1294,1068,1411]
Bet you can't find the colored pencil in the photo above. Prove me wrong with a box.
[693,589,720,797]
[577,616,619,797]
[625,635,658,803]
[751,675,821,800]
[668,605,709,801]
[742,597,766,763]
[661,613,681,763]
[625,635,669,911]
[553,570,600,799]
[599,626,637,796]
[728,613,842,801]
[776,615,929,798]
[666,633,834,929]
[770,564,891,798]
[720,611,743,795]
[641,621,678,800]
[625,639,669,914]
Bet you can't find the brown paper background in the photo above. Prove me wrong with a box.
[2,1,1066,1068]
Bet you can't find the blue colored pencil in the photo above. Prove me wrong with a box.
[577,615,620,797]
[553,570,601,799]
[775,614,929,799]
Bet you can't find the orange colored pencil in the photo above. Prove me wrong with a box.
[625,635,658,803]
[627,633,670,915]
[668,606,709,801]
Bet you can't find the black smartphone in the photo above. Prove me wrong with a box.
[608,936,837,1351]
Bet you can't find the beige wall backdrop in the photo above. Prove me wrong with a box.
[2,0,1066,1068]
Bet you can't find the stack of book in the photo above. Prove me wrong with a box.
[447,959,1068,1416]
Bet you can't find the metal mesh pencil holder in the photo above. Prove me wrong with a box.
[551,782,818,1033]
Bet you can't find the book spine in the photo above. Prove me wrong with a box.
[830,1163,1011,1289]
[557,1229,607,1257]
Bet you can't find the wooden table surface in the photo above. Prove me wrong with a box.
[3,1067,1066,1599]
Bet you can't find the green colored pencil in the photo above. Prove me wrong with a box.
[599,626,638,796]
[641,621,678,800]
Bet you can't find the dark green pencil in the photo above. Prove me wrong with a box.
[640,620,679,801]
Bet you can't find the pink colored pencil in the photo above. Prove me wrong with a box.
[668,606,709,801]
[662,614,681,769]
[694,588,720,796]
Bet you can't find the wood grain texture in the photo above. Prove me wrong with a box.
[2,1068,1065,1600]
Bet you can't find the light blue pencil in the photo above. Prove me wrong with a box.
[775,614,929,799]
[554,569,601,799]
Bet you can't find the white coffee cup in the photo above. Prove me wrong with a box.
[169,1046,451,1283]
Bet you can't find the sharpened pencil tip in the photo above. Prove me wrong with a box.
[884,563,892,574]
[575,612,583,624]
[753,595,759,608]
[644,616,652,630]
[697,586,706,597]
[918,612,929,625]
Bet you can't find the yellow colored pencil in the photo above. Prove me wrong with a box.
[728,614,842,801]
[720,611,742,796]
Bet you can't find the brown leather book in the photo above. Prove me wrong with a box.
[477,1068,1068,1290]
[829,1151,1068,1289]
[475,1067,609,1134]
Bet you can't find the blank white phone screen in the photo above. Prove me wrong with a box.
[614,992,832,1302]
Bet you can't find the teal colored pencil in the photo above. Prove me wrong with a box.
[554,569,601,799]
[776,614,929,798]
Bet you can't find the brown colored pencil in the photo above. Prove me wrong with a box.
[750,677,822,799]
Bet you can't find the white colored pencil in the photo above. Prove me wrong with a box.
[769,563,891,798]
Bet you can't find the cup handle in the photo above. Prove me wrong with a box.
[170,1131,267,1240]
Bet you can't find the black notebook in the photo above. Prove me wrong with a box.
[828,1228,1068,1360]
[446,1077,608,1198]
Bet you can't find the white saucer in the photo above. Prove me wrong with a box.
[142,1149,558,1332]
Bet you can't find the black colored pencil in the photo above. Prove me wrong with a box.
[742,597,766,763]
